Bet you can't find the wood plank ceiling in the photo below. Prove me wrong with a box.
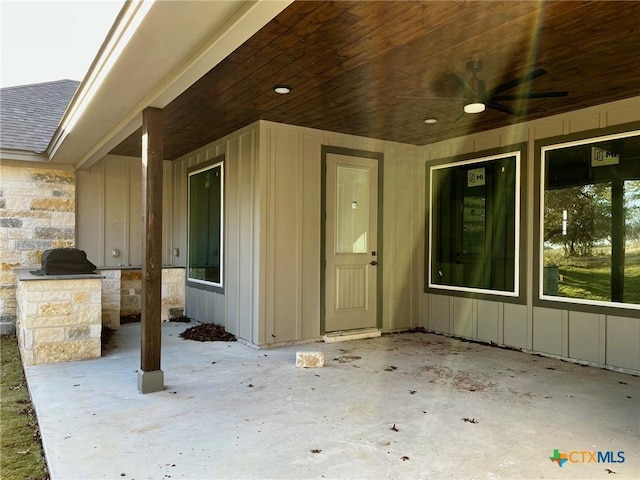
[110,0,640,160]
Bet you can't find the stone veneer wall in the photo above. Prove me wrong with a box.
[101,270,121,328]
[16,276,102,366]
[121,270,142,316]
[0,165,76,334]
[100,268,185,328]
[161,268,186,321]
[120,268,185,321]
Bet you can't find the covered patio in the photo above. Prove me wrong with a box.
[25,323,638,479]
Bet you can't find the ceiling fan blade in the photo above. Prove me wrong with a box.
[486,102,526,116]
[487,68,548,96]
[491,91,569,101]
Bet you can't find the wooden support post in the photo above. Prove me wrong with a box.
[138,107,164,394]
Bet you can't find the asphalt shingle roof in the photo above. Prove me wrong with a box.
[0,79,79,154]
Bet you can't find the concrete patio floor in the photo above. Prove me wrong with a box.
[25,323,639,480]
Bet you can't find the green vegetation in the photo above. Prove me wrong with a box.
[543,178,640,304]
[0,335,49,480]
[551,243,640,304]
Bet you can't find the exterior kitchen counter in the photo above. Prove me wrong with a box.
[14,267,104,281]
[96,265,183,270]
[14,268,102,366]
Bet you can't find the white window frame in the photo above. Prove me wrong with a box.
[187,159,224,289]
[428,151,521,297]
[539,129,640,311]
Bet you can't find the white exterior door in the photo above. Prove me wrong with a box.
[325,153,378,332]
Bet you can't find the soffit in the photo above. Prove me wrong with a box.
[104,1,640,160]
[50,0,291,167]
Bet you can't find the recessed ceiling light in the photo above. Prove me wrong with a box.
[274,85,291,94]
[424,118,438,124]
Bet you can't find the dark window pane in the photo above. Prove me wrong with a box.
[624,180,640,304]
[188,162,223,286]
[430,154,518,293]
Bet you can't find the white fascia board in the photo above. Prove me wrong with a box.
[48,0,153,164]
[48,0,293,169]
[0,149,49,163]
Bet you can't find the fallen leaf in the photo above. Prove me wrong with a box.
[391,424,399,432]
[384,366,398,372]
[462,417,478,424]
[16,449,30,455]
[311,449,322,454]
[401,456,410,461]
[248,384,254,388]
[605,468,618,474]
[409,390,416,395]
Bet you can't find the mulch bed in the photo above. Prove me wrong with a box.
[120,314,192,324]
[119,313,233,341]
[179,323,237,342]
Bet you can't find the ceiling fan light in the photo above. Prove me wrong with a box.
[464,102,485,114]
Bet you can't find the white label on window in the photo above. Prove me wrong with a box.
[591,147,619,167]
[467,168,485,187]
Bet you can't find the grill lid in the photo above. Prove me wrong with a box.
[30,248,97,276]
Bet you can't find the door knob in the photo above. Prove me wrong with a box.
[370,261,378,266]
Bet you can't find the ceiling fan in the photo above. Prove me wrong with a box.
[401,59,569,117]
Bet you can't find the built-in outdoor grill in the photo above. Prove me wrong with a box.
[30,248,97,276]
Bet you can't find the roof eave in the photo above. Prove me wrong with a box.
[0,148,50,163]
[47,0,293,170]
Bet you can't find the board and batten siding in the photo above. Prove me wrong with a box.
[171,120,424,345]
[422,96,640,373]
[261,121,424,344]
[77,155,174,267]
[171,123,261,343]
